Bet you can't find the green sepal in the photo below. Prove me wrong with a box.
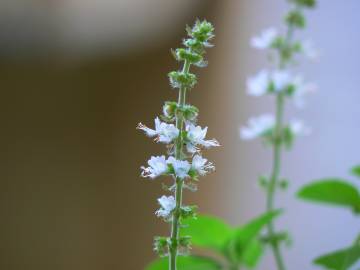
[178,236,192,255]
[168,71,197,89]
[162,101,178,121]
[175,48,203,64]
[180,104,199,122]
[189,20,215,43]
[180,205,198,220]
[285,10,306,28]
[153,236,170,257]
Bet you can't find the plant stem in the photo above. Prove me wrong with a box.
[266,93,286,270]
[265,18,296,270]
[169,60,191,270]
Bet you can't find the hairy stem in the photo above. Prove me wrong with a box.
[169,59,191,270]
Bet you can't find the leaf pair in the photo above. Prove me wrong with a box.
[297,165,360,270]
[146,210,281,269]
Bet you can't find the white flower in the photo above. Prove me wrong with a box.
[155,195,176,218]
[191,155,215,176]
[167,157,191,179]
[247,70,270,96]
[290,120,311,136]
[271,70,292,92]
[251,28,278,49]
[292,76,317,108]
[137,117,179,144]
[141,155,168,179]
[186,124,220,153]
[302,40,319,61]
[240,114,275,140]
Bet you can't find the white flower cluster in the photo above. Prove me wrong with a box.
[138,115,219,219]
[241,27,317,142]
[247,69,317,108]
[141,154,215,180]
[250,27,318,61]
[240,115,310,140]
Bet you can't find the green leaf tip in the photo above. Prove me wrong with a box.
[314,244,360,270]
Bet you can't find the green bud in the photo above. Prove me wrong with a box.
[168,71,197,89]
[189,20,215,43]
[258,175,269,189]
[279,179,289,190]
[285,10,306,28]
[282,126,294,149]
[290,0,316,8]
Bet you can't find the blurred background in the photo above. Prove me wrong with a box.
[1,0,359,269]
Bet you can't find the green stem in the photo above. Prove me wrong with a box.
[266,17,297,270]
[266,93,286,270]
[169,60,191,270]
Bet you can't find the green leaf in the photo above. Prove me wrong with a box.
[297,179,360,212]
[229,210,282,265]
[146,256,222,270]
[351,165,360,179]
[314,245,360,270]
[181,215,233,253]
[241,240,264,268]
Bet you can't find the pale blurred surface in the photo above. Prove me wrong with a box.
[1,0,359,270]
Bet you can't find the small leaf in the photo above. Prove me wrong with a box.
[229,210,282,265]
[314,244,360,270]
[351,165,360,179]
[297,179,360,212]
[181,215,233,253]
[146,256,222,270]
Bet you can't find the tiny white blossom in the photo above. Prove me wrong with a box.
[156,195,176,218]
[302,40,319,61]
[186,124,220,153]
[247,70,270,96]
[251,28,278,49]
[167,157,191,179]
[141,155,168,179]
[271,70,292,92]
[290,120,311,136]
[293,76,317,108]
[240,114,275,140]
[191,154,215,176]
[137,117,179,144]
